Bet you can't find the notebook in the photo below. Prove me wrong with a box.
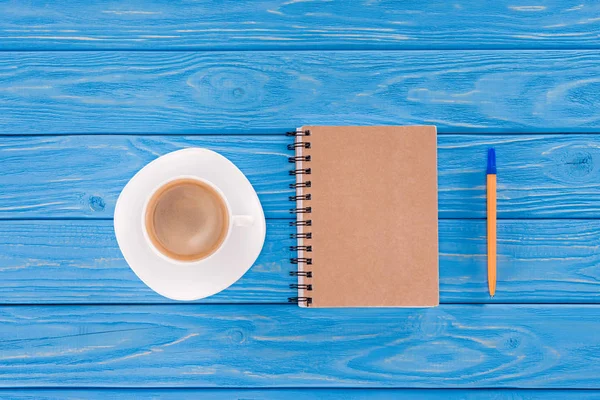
[288,126,439,308]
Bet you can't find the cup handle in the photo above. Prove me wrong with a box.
[233,215,254,227]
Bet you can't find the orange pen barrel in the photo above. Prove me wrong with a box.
[487,174,497,297]
[487,148,497,297]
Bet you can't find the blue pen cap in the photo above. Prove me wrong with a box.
[487,148,497,174]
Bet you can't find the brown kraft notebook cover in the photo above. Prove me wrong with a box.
[290,126,439,307]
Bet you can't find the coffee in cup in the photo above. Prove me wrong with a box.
[144,178,230,262]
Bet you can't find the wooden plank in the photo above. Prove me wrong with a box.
[1,1,599,50]
[0,220,295,304]
[439,219,600,303]
[1,389,599,399]
[439,134,600,219]
[0,304,599,387]
[1,51,600,134]
[2,134,600,220]
[0,135,292,219]
[1,219,599,304]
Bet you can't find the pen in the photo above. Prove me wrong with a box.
[487,148,497,297]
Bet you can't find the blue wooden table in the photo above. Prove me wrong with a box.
[1,1,600,398]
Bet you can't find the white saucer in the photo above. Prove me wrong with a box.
[114,148,266,301]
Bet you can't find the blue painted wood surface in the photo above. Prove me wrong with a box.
[2,51,600,134]
[1,0,599,50]
[1,219,599,304]
[0,0,598,395]
[3,389,600,399]
[1,305,600,387]
[2,134,600,219]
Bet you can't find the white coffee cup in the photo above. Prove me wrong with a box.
[141,175,254,266]
[115,148,266,301]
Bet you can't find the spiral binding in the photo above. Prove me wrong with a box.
[290,207,312,214]
[289,245,312,251]
[290,220,311,227]
[290,284,313,290]
[289,181,311,189]
[290,271,312,277]
[287,142,311,150]
[289,168,311,176]
[291,257,312,265]
[290,232,312,239]
[288,297,312,305]
[287,129,313,306]
[289,155,311,162]
[289,194,311,201]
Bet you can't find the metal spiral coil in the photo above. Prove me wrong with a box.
[290,245,312,252]
[290,220,312,227]
[290,284,313,290]
[290,232,312,239]
[289,194,311,201]
[288,155,311,163]
[289,168,311,176]
[289,181,311,189]
[290,271,312,277]
[291,257,312,265]
[288,129,313,306]
[286,130,311,137]
[287,142,311,150]
[290,207,311,214]
[288,297,312,305]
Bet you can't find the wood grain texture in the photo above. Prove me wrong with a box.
[2,389,600,399]
[2,51,600,134]
[2,134,600,219]
[1,1,599,50]
[439,134,600,218]
[439,219,600,303]
[0,135,292,219]
[0,220,294,304]
[3,0,600,394]
[0,304,599,387]
[1,219,599,304]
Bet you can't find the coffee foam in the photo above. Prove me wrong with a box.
[145,179,229,262]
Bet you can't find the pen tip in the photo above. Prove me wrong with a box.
[487,148,496,174]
